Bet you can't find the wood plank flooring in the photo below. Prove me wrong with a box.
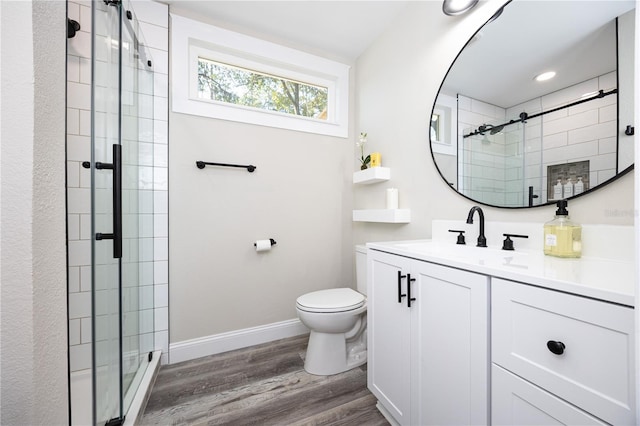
[140,335,389,425]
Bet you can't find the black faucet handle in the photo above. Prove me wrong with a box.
[502,233,529,250]
[448,229,466,245]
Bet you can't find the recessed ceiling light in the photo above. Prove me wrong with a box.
[442,0,479,16]
[534,71,556,82]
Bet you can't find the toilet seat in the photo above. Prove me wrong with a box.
[296,288,365,313]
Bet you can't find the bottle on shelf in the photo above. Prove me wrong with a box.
[563,178,574,198]
[574,176,584,195]
[553,179,563,200]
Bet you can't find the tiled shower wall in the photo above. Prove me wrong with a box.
[458,72,617,206]
[66,0,169,371]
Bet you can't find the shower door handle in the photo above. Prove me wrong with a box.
[95,144,122,259]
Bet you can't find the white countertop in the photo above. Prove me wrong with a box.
[366,239,635,307]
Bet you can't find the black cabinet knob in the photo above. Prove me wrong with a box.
[546,340,565,355]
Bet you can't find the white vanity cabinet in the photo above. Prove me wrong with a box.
[367,249,490,425]
[492,278,635,425]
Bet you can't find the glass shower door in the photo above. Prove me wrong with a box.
[91,1,154,424]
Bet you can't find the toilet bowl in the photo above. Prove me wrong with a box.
[295,246,367,375]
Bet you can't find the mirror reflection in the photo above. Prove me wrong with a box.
[431,0,635,208]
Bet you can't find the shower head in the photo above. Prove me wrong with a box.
[489,125,504,135]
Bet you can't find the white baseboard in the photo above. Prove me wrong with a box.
[169,318,309,364]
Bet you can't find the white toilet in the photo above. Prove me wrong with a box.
[295,245,367,375]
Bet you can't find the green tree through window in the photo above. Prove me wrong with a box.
[197,58,328,120]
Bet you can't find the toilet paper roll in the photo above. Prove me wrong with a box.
[255,239,272,252]
[386,188,399,210]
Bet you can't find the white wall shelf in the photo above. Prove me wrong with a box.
[353,209,411,223]
[353,167,390,184]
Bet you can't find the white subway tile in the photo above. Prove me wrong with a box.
[154,330,169,354]
[154,307,168,331]
[568,121,616,145]
[79,57,91,85]
[153,213,168,238]
[153,190,168,214]
[148,48,168,75]
[69,240,92,267]
[67,81,91,111]
[79,5,92,34]
[542,132,567,150]
[69,266,81,293]
[81,317,92,344]
[139,22,168,51]
[153,284,168,308]
[153,167,167,190]
[154,260,168,284]
[70,343,92,372]
[132,0,169,28]
[68,214,80,241]
[67,187,91,214]
[79,109,91,136]
[154,144,167,167]
[67,135,91,162]
[80,214,92,240]
[153,73,168,98]
[154,237,168,261]
[69,319,81,346]
[599,103,616,123]
[80,266,92,292]
[154,120,167,144]
[543,109,598,136]
[67,161,80,188]
[68,108,80,135]
[69,291,92,319]
[67,55,80,82]
[154,96,168,122]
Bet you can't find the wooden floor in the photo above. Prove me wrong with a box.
[140,335,389,425]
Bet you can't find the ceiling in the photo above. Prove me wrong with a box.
[442,0,636,108]
[162,1,412,62]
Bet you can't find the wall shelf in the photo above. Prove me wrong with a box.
[353,167,390,184]
[353,209,411,223]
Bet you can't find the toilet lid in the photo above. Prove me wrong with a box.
[296,288,365,313]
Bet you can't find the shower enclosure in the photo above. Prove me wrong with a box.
[90,1,154,424]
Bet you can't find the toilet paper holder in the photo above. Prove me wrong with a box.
[254,238,277,248]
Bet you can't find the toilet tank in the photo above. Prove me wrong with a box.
[355,245,367,295]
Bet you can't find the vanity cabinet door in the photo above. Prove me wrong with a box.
[367,250,412,425]
[411,261,490,426]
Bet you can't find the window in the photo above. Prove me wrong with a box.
[171,14,350,138]
[196,58,328,120]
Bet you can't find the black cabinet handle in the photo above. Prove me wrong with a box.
[407,274,416,308]
[547,340,565,355]
[397,271,407,303]
[94,144,122,259]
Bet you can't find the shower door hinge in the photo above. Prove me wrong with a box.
[105,417,124,426]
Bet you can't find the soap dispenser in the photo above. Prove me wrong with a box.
[543,199,582,258]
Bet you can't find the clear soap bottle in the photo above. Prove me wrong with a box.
[543,199,582,258]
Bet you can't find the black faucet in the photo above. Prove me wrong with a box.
[466,206,487,247]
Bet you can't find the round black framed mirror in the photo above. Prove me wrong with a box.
[431,0,635,208]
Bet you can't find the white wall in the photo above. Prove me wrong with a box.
[169,112,354,344]
[0,1,68,423]
[354,0,635,248]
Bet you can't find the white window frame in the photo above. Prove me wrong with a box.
[431,93,458,156]
[171,14,350,138]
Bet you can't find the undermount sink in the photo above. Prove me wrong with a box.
[385,240,530,268]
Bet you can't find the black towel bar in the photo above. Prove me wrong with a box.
[196,161,256,172]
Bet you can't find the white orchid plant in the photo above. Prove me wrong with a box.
[357,132,370,169]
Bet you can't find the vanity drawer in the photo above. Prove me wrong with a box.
[492,364,606,425]
[492,278,635,425]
